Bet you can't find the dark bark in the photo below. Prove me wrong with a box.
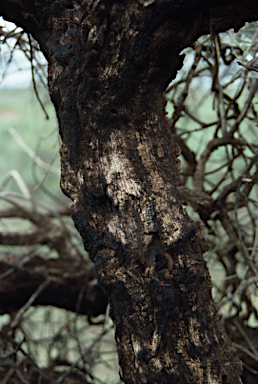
[1,0,258,383]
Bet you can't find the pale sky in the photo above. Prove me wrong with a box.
[0,17,46,88]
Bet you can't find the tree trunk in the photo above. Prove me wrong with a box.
[1,0,258,382]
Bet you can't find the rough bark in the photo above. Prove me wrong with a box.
[1,0,258,383]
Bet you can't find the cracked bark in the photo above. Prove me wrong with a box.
[1,0,258,383]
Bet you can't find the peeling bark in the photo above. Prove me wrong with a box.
[1,0,258,383]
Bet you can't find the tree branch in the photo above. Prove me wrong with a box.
[0,254,108,317]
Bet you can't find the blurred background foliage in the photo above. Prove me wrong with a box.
[0,17,258,384]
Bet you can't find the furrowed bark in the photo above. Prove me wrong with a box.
[2,0,258,383]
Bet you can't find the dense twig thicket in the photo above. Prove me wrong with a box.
[166,22,258,382]
[0,20,258,383]
[0,22,48,116]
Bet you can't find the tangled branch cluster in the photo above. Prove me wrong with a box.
[0,195,113,383]
[166,22,258,378]
[0,20,48,117]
